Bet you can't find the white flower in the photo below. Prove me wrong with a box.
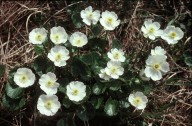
[37,94,61,116]
[39,72,60,95]
[107,48,126,62]
[80,6,100,26]
[100,10,120,30]
[151,46,166,56]
[99,69,111,80]
[29,28,48,44]
[66,81,86,102]
[128,91,148,110]
[144,55,170,81]
[48,46,70,67]
[139,69,150,81]
[141,19,163,40]
[161,25,184,44]
[50,26,68,44]
[69,32,88,47]
[14,68,35,88]
[105,61,124,79]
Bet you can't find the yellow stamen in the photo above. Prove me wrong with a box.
[36,34,42,41]
[55,35,59,41]
[153,64,160,70]
[76,39,81,45]
[110,67,117,74]
[133,97,142,106]
[20,75,28,83]
[149,27,155,33]
[113,53,119,59]
[44,100,52,109]
[72,89,79,96]
[47,81,53,87]
[55,54,62,61]
[107,18,113,24]
[170,32,177,39]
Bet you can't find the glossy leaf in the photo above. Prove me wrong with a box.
[5,83,24,99]
[92,24,103,36]
[57,118,76,126]
[76,103,95,121]
[2,94,26,111]
[92,83,106,95]
[104,99,119,116]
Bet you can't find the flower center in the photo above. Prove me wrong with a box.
[113,53,120,59]
[76,39,81,45]
[46,81,53,87]
[153,64,160,70]
[54,34,60,42]
[55,53,62,61]
[110,67,117,74]
[149,27,155,33]
[72,89,79,96]
[36,34,42,41]
[88,13,93,19]
[44,100,53,109]
[133,97,142,106]
[107,17,113,24]
[20,75,28,83]
[170,32,177,39]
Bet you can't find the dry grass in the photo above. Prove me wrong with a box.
[0,0,191,126]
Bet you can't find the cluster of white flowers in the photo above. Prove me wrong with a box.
[141,19,184,44]
[128,91,148,110]
[29,26,90,67]
[99,48,125,80]
[143,46,170,81]
[13,68,61,116]
[80,6,120,30]
[37,72,61,116]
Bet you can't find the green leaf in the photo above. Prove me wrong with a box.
[79,52,101,65]
[91,97,104,109]
[85,38,108,52]
[119,100,130,108]
[104,99,119,116]
[34,44,44,55]
[70,57,92,80]
[32,56,55,76]
[2,94,26,111]
[76,103,95,121]
[8,67,18,84]
[143,83,152,95]
[57,118,76,126]
[112,39,122,49]
[71,12,83,28]
[184,57,192,66]
[58,78,69,93]
[6,83,24,99]
[183,50,192,67]
[62,97,72,108]
[92,24,103,36]
[0,64,5,78]
[92,83,106,95]
[108,80,122,91]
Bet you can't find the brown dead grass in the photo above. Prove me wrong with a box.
[0,0,192,126]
